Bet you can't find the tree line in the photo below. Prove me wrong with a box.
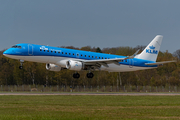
[0,45,179,87]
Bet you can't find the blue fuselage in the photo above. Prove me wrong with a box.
[3,43,157,72]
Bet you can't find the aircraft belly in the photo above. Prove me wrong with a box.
[23,56,50,63]
[104,64,156,72]
[4,55,25,60]
[22,56,85,68]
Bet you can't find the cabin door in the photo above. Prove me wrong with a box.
[28,44,33,55]
[129,59,134,68]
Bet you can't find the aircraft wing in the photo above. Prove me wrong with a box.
[79,49,140,67]
[145,60,176,66]
[81,57,127,67]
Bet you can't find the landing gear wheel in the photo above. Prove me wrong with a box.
[86,72,94,78]
[73,73,80,79]
[19,59,24,70]
[19,66,23,69]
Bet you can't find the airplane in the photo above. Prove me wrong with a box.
[3,35,176,79]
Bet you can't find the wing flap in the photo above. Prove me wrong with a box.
[81,50,140,66]
[82,57,126,65]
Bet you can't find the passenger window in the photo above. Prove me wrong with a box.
[89,56,90,57]
[44,50,46,52]
[102,57,103,59]
[55,51,56,53]
[65,53,67,55]
[62,52,64,54]
[77,54,79,56]
[73,53,74,55]
[96,56,97,58]
[69,53,71,55]
[47,50,49,52]
[51,51,53,53]
[99,57,100,59]
[85,55,87,57]
[58,51,60,53]
[92,56,94,58]
[40,49,42,51]
[105,58,107,59]
[81,54,83,57]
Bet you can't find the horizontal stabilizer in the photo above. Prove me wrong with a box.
[145,60,176,66]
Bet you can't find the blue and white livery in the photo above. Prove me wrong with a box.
[3,35,175,78]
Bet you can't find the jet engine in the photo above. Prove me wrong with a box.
[66,60,83,71]
[46,63,62,71]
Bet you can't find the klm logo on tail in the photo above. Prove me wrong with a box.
[146,45,158,54]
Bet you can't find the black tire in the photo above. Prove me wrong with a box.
[73,73,80,79]
[19,66,23,69]
[87,72,94,78]
[73,73,76,78]
[86,73,89,78]
[76,73,80,79]
[90,73,94,78]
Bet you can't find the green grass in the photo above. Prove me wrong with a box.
[0,95,180,120]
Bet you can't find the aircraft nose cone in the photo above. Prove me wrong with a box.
[3,49,11,56]
[3,50,8,55]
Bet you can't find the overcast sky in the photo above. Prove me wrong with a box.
[0,0,180,53]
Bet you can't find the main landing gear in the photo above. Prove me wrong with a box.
[73,73,80,79]
[73,72,94,79]
[19,60,24,69]
[86,72,94,78]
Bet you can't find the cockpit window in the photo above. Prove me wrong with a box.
[12,45,17,48]
[12,45,22,49]
[17,46,22,49]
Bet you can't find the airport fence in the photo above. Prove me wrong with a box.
[0,85,180,92]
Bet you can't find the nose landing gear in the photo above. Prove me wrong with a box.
[19,60,24,69]
[19,66,23,69]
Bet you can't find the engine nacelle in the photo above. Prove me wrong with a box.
[66,60,83,71]
[46,63,62,71]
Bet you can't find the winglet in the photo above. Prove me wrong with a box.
[126,49,140,59]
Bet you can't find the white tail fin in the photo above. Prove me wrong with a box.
[135,35,163,61]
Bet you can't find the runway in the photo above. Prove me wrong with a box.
[0,92,180,96]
